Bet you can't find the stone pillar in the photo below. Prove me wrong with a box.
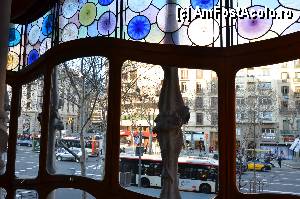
[0,0,12,174]
[154,67,190,199]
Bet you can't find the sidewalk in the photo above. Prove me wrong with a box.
[282,159,300,169]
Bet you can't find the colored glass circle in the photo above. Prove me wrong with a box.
[62,0,79,18]
[27,49,39,65]
[98,11,116,35]
[127,15,151,40]
[62,23,79,42]
[28,25,41,45]
[157,4,184,33]
[40,38,52,54]
[191,0,219,10]
[188,18,219,46]
[42,14,53,36]
[7,51,19,70]
[8,28,21,47]
[236,6,273,40]
[79,3,97,26]
[98,0,114,6]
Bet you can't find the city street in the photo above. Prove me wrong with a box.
[14,146,104,180]
[239,162,300,195]
[2,146,300,198]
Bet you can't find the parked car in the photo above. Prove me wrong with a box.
[17,139,33,147]
[56,147,82,162]
[247,160,271,171]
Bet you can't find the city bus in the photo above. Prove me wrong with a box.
[119,154,218,193]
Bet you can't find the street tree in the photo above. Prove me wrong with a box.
[235,77,278,192]
[121,61,162,153]
[57,56,108,199]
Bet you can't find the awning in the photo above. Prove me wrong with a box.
[120,130,157,138]
[120,130,131,136]
[133,131,157,138]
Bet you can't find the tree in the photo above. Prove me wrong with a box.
[57,56,108,199]
[120,61,162,153]
[236,78,278,192]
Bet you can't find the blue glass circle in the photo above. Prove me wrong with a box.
[27,49,39,65]
[98,0,114,6]
[8,28,21,47]
[42,14,53,36]
[127,15,151,40]
[191,0,218,10]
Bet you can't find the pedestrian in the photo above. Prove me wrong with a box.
[277,154,282,168]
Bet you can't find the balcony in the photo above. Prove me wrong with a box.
[293,78,300,82]
[280,130,298,136]
[294,92,300,98]
[282,79,290,83]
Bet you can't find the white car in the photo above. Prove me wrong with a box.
[56,147,82,162]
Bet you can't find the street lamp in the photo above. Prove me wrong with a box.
[138,124,142,188]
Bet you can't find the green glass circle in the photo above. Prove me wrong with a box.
[79,3,97,26]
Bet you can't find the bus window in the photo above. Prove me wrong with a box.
[145,162,161,176]
[179,166,193,179]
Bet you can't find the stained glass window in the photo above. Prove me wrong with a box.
[7,0,300,70]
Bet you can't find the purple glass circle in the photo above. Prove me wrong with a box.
[97,11,117,36]
[236,6,273,40]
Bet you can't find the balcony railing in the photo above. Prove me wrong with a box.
[280,130,298,136]
[293,78,300,82]
[294,92,300,98]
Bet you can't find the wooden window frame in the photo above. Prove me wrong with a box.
[3,25,300,199]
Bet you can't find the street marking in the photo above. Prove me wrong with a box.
[26,168,32,170]
[20,170,26,172]
[268,182,300,187]
[263,189,300,195]
[281,178,288,180]
[240,187,300,195]
[296,179,300,181]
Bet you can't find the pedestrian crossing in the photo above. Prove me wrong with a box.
[238,166,300,194]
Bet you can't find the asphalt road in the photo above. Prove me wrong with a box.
[2,146,300,199]
[13,146,104,180]
[239,162,300,195]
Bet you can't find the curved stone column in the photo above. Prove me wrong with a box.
[154,67,190,199]
[0,0,12,175]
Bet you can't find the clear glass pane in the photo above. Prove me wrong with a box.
[16,189,38,199]
[236,60,300,194]
[48,188,95,199]
[119,61,218,199]
[49,56,108,180]
[1,85,11,175]
[15,78,43,179]
[0,188,7,198]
